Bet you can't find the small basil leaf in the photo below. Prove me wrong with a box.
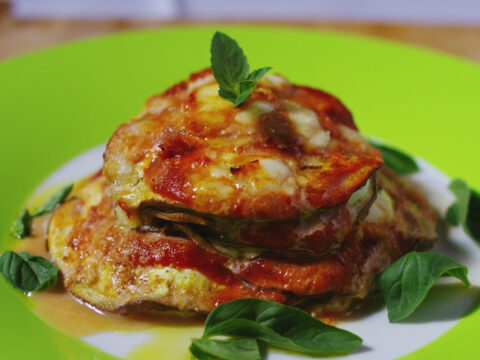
[245,67,272,83]
[33,183,73,217]
[0,251,58,292]
[233,85,255,107]
[446,179,480,242]
[10,209,32,239]
[211,31,249,97]
[466,189,480,240]
[368,140,419,175]
[210,32,271,106]
[233,67,272,107]
[203,298,362,354]
[190,338,260,360]
[378,252,470,322]
[218,88,240,106]
[446,179,470,226]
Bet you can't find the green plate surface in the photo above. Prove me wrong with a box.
[0,25,479,360]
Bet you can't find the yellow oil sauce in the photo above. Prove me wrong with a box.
[13,185,204,359]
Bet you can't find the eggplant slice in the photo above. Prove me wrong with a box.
[48,168,436,314]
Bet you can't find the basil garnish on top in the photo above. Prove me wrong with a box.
[368,139,419,175]
[210,31,271,107]
[10,183,73,239]
[446,179,480,242]
[190,298,362,359]
[0,251,58,292]
[378,252,470,322]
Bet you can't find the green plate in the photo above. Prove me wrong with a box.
[1,25,479,360]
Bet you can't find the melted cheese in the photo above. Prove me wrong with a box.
[260,74,288,88]
[234,101,275,125]
[285,100,330,148]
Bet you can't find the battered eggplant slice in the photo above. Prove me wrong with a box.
[228,167,437,301]
[47,167,436,315]
[48,172,289,313]
[103,69,383,255]
[137,177,377,258]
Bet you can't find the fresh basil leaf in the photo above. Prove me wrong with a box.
[233,67,273,107]
[244,67,272,83]
[210,31,271,106]
[32,183,73,217]
[446,179,470,226]
[378,252,470,322]
[0,251,58,292]
[203,298,362,355]
[368,140,419,175]
[190,338,260,360]
[211,31,249,96]
[446,179,480,242]
[218,87,240,106]
[10,209,32,239]
[466,189,480,240]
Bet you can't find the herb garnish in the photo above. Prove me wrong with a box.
[210,31,271,107]
[378,252,470,322]
[190,338,261,360]
[446,179,480,242]
[368,139,419,175]
[10,209,33,239]
[189,298,362,359]
[10,183,73,239]
[32,183,73,217]
[0,251,58,292]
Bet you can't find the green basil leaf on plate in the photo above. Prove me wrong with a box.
[211,31,271,107]
[10,209,32,239]
[203,298,362,355]
[190,338,260,360]
[446,179,480,242]
[446,179,470,225]
[0,251,58,292]
[10,183,73,239]
[368,139,419,175]
[466,189,480,240]
[378,252,470,322]
[32,183,73,217]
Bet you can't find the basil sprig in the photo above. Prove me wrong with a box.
[446,179,480,242]
[190,338,261,360]
[210,32,271,107]
[190,298,362,359]
[0,251,58,292]
[467,189,480,241]
[368,139,419,175]
[378,252,470,322]
[10,209,33,239]
[32,183,73,217]
[10,183,73,239]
